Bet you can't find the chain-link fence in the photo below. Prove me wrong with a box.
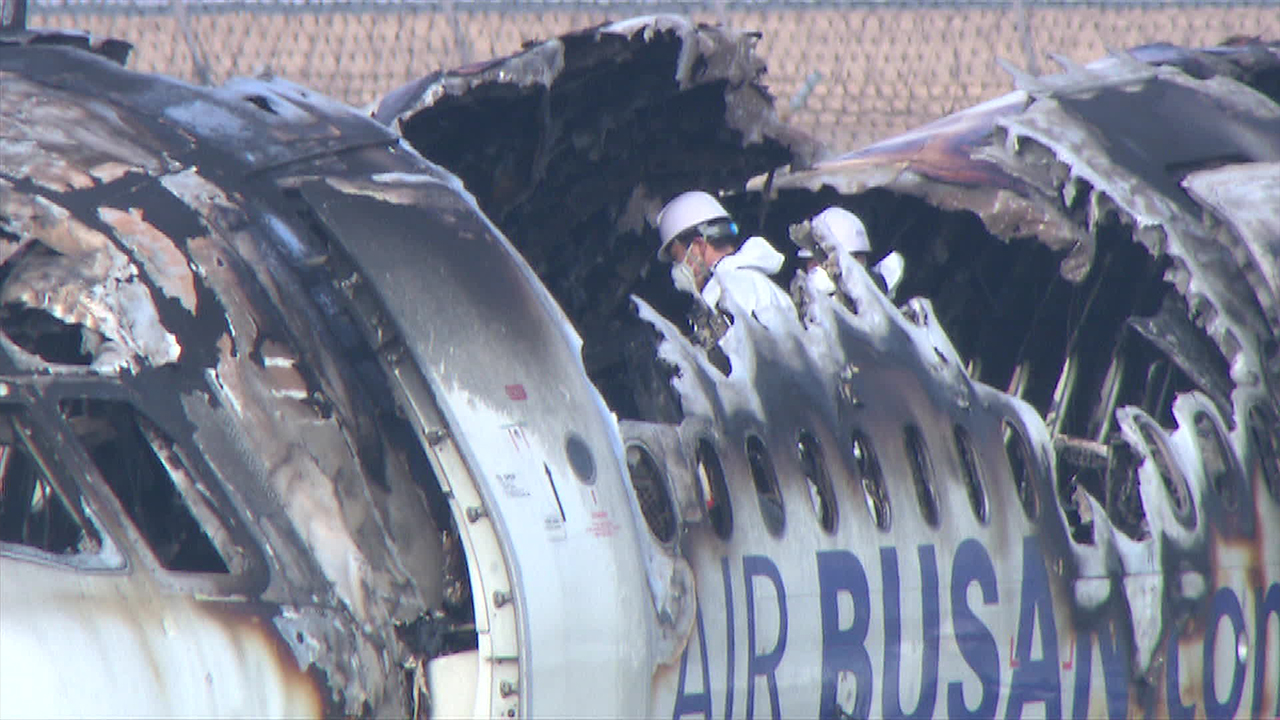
[28,1,1278,149]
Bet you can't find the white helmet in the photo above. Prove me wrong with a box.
[656,191,732,261]
[811,206,870,256]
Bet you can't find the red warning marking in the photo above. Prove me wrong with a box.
[588,510,619,538]
[505,384,527,401]
[1009,636,1020,668]
[1062,638,1074,670]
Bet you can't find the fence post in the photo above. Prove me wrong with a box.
[1,0,26,32]
[171,0,214,85]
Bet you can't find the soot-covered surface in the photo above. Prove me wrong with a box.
[376,15,818,352]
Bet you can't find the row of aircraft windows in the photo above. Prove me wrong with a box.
[627,419,1042,543]
[4,397,1278,560]
[628,403,1280,543]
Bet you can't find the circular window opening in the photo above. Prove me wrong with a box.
[904,426,940,528]
[954,425,988,524]
[1135,416,1195,529]
[851,430,891,530]
[745,435,785,537]
[625,444,677,544]
[797,431,838,534]
[1002,419,1039,519]
[1193,410,1242,511]
[1247,405,1280,505]
[695,439,733,539]
[565,434,596,485]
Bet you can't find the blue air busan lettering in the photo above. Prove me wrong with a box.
[670,539,1280,720]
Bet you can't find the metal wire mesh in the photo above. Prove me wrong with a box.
[28,1,1276,150]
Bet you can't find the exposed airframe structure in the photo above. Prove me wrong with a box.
[2,8,1279,719]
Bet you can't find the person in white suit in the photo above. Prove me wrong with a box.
[655,190,795,333]
[800,205,904,300]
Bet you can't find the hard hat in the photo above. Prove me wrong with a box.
[656,191,732,261]
[811,206,870,256]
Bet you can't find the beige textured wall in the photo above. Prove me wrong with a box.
[29,6,1275,150]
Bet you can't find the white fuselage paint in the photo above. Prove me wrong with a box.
[0,558,321,719]
[622,265,1280,720]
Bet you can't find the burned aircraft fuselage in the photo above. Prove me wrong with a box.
[2,14,1279,720]
[0,31,666,718]
[376,20,1280,719]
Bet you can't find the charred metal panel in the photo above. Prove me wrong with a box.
[757,42,1279,439]
[0,37,478,716]
[294,171,670,716]
[1183,161,1280,329]
[376,15,817,346]
[724,40,1280,717]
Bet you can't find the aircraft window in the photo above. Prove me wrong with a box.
[850,430,891,530]
[904,425,940,527]
[1193,410,1241,510]
[745,435,785,537]
[61,399,230,573]
[566,433,596,485]
[695,439,732,539]
[0,409,96,555]
[953,425,988,524]
[796,431,837,534]
[1247,404,1280,504]
[625,444,677,544]
[1135,416,1195,528]
[1002,419,1039,519]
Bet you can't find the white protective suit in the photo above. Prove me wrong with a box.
[700,235,796,332]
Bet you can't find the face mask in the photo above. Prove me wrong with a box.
[670,241,710,296]
[671,261,701,296]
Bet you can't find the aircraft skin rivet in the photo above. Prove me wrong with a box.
[500,680,518,697]
[492,590,512,608]
[465,506,486,522]
[381,343,406,364]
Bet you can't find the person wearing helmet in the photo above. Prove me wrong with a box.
[790,245,840,332]
[805,205,904,300]
[810,206,871,267]
[655,190,796,336]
